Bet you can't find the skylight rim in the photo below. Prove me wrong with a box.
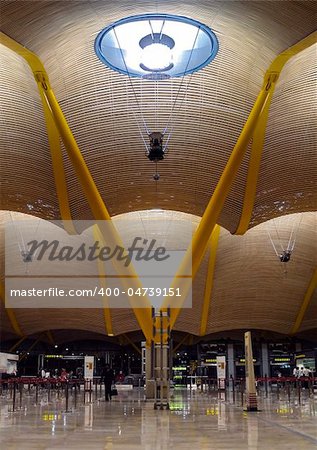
[94,13,219,79]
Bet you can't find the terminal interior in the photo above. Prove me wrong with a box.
[0,1,316,449]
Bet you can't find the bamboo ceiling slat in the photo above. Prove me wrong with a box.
[298,287,317,333]
[204,213,316,335]
[1,1,316,230]
[0,46,60,219]
[250,44,317,228]
[1,0,316,341]
[0,209,315,339]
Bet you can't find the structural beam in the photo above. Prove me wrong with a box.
[122,334,142,356]
[93,225,114,337]
[0,281,23,337]
[38,76,153,340]
[234,90,274,235]
[0,32,153,342]
[173,333,190,354]
[9,336,27,353]
[38,88,77,234]
[19,333,45,361]
[235,31,317,235]
[160,73,275,333]
[46,330,55,345]
[267,32,317,74]
[0,32,76,235]
[199,225,220,336]
[291,268,317,335]
[2,31,315,344]
[161,32,317,334]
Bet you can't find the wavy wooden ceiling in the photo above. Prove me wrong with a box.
[0,1,316,342]
[0,210,316,340]
[0,1,316,232]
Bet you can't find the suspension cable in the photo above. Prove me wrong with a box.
[131,107,150,152]
[162,69,196,151]
[290,213,303,251]
[113,27,151,135]
[267,228,279,257]
[162,27,200,136]
[273,218,285,252]
[286,220,296,252]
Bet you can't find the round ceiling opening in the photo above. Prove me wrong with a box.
[95,14,219,79]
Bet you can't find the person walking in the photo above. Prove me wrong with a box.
[60,368,68,381]
[101,364,114,401]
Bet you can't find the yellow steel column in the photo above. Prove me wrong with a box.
[0,32,76,234]
[9,336,27,353]
[199,225,220,336]
[46,330,55,345]
[0,281,23,337]
[38,76,112,222]
[19,333,45,361]
[161,78,274,331]
[189,77,273,278]
[234,90,274,235]
[36,75,153,340]
[173,333,190,354]
[266,32,316,74]
[122,333,142,355]
[291,268,317,335]
[161,33,317,331]
[235,31,317,235]
[0,33,153,341]
[38,88,77,234]
[93,225,114,337]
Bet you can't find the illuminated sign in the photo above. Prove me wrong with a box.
[272,358,291,362]
[45,355,84,359]
[276,407,293,414]
[42,413,62,421]
[206,407,218,416]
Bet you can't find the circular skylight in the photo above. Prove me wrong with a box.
[95,14,219,79]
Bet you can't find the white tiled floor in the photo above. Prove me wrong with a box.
[0,387,316,449]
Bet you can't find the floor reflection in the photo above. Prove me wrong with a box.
[0,387,316,449]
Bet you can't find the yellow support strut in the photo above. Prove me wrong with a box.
[0,32,76,235]
[200,225,220,336]
[0,33,153,342]
[235,31,317,235]
[161,76,274,332]
[0,281,24,337]
[291,267,317,335]
[93,225,114,337]
[161,33,317,333]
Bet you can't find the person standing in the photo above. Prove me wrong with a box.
[101,364,114,401]
[115,370,125,384]
[60,368,68,381]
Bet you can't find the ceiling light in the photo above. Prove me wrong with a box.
[141,43,172,71]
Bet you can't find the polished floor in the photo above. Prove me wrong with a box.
[0,387,316,449]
